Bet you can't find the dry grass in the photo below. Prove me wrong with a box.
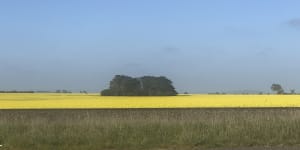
[0,109,300,150]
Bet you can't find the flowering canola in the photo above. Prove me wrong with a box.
[0,93,300,109]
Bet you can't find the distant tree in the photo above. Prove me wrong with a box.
[56,89,71,93]
[0,90,34,93]
[139,76,177,96]
[290,89,296,95]
[271,84,284,94]
[101,89,112,96]
[101,75,177,96]
[80,90,88,94]
[109,75,141,96]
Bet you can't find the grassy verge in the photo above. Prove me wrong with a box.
[0,109,300,150]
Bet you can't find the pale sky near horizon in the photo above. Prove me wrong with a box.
[1,0,300,93]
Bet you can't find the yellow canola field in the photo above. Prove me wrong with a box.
[1,93,300,109]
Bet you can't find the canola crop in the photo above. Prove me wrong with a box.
[0,93,300,109]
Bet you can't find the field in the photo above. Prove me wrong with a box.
[1,109,300,150]
[1,94,300,150]
[1,93,300,109]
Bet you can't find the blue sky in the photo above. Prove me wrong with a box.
[1,0,300,93]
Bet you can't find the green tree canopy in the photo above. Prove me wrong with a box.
[101,75,177,96]
[271,84,284,94]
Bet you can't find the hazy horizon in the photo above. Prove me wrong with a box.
[1,1,300,93]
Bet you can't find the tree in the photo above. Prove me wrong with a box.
[101,75,177,96]
[80,90,88,94]
[139,76,177,96]
[101,89,112,96]
[108,75,141,96]
[62,89,69,93]
[271,84,284,94]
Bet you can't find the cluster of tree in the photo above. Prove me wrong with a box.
[35,91,53,93]
[101,75,177,96]
[271,84,296,95]
[208,92,227,95]
[55,90,72,93]
[0,90,34,93]
[80,90,88,94]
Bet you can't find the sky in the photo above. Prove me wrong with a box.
[1,0,300,93]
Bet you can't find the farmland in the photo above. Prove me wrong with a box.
[1,94,300,149]
[1,93,300,109]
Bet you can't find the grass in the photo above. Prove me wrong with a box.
[0,109,300,150]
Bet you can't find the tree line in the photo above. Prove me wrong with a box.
[0,90,73,93]
[0,90,35,93]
